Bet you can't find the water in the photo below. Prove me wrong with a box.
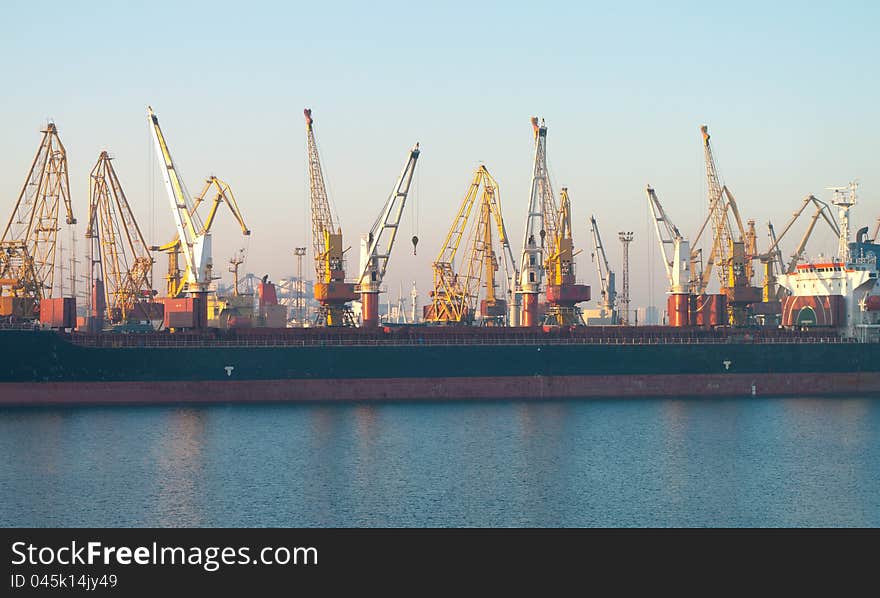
[1,397,878,527]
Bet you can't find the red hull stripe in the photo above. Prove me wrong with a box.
[1,373,878,405]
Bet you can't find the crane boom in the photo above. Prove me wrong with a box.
[147,106,211,292]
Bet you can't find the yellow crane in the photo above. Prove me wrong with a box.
[152,175,250,298]
[543,187,590,326]
[690,125,759,325]
[304,108,357,327]
[426,165,516,324]
[0,123,76,319]
[86,152,155,324]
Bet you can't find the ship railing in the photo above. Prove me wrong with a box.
[62,333,859,349]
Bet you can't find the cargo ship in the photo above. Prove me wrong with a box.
[2,324,880,406]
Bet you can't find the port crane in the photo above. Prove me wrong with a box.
[147,106,212,328]
[304,108,358,327]
[86,152,155,324]
[356,143,421,327]
[426,165,516,325]
[646,185,694,326]
[589,215,616,323]
[543,187,590,325]
[690,125,759,325]
[518,117,557,327]
[153,175,250,298]
[0,123,76,319]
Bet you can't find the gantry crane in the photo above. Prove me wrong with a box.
[518,117,558,327]
[86,152,155,325]
[356,143,421,327]
[304,108,357,327]
[0,123,76,319]
[589,215,616,323]
[426,165,516,324]
[646,185,694,326]
[152,175,250,298]
[147,106,212,328]
[543,187,590,325]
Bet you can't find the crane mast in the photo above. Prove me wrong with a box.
[357,143,421,328]
[86,152,155,325]
[0,123,76,319]
[304,108,357,327]
[518,117,557,327]
[589,215,616,320]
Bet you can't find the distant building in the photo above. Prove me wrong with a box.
[634,306,659,326]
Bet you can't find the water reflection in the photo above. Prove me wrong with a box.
[153,408,206,527]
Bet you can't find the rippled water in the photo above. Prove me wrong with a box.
[1,397,878,527]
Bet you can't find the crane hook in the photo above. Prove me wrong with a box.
[411,235,419,255]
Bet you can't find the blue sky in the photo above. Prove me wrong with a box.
[1,1,877,311]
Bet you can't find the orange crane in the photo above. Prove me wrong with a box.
[86,152,155,325]
[0,123,76,319]
[304,108,357,326]
[426,165,516,324]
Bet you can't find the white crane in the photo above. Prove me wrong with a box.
[647,185,693,326]
[589,215,616,320]
[518,117,556,327]
[357,144,421,328]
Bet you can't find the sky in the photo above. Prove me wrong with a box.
[1,0,877,315]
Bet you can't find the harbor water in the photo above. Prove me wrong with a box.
[1,397,878,527]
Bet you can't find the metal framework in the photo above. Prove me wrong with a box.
[304,108,357,327]
[618,232,634,325]
[427,165,516,324]
[86,152,154,323]
[0,123,76,317]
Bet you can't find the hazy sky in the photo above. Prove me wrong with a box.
[1,1,877,312]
